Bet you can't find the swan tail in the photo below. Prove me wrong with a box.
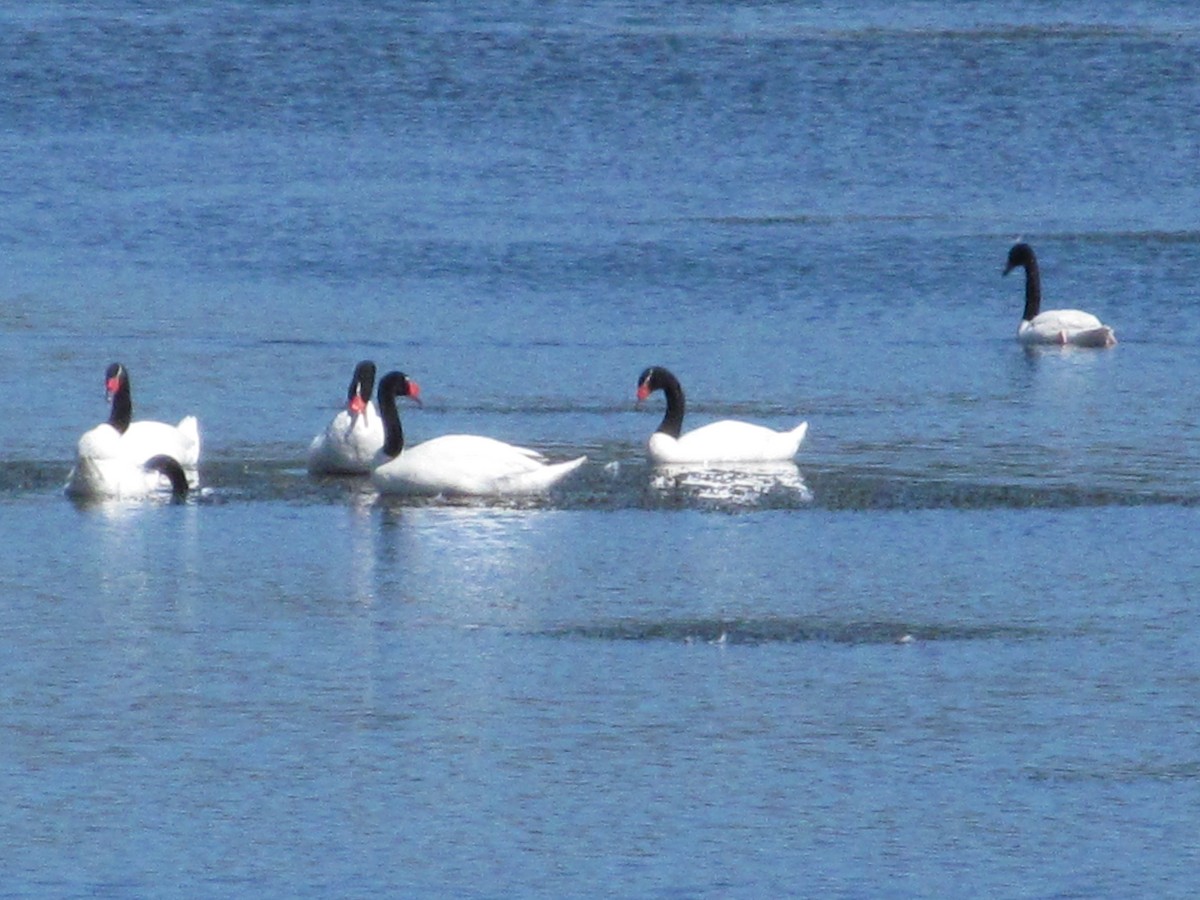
[144,454,190,497]
[771,421,808,459]
[1075,326,1116,348]
[503,455,587,493]
[176,415,202,460]
[788,421,809,446]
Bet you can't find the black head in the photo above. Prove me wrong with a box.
[636,366,684,437]
[1003,242,1036,276]
[636,366,673,401]
[105,362,128,398]
[349,360,377,404]
[377,370,422,407]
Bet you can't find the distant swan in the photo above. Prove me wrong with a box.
[1003,242,1116,347]
[636,367,808,465]
[66,362,198,499]
[370,371,587,496]
[307,360,384,475]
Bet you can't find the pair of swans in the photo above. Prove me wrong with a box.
[633,242,1112,465]
[305,361,587,494]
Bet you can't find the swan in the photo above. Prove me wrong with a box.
[636,367,808,465]
[65,362,200,499]
[370,371,588,496]
[307,360,384,475]
[102,362,201,466]
[1003,242,1116,347]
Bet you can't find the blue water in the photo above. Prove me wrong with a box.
[4,2,1200,896]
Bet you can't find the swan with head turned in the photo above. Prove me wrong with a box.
[66,439,192,500]
[307,360,384,475]
[66,362,199,499]
[1003,242,1116,347]
[636,366,808,465]
[370,371,587,496]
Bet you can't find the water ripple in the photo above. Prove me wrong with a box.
[5,458,1197,512]
[541,616,1041,646]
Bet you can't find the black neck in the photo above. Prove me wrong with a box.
[108,380,132,434]
[653,370,685,438]
[1021,256,1042,322]
[143,454,189,497]
[378,376,406,459]
[349,362,376,405]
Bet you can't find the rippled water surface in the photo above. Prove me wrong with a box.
[3,1,1200,896]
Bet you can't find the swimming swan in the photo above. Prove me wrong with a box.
[1003,242,1116,347]
[307,360,384,475]
[636,366,808,465]
[65,363,198,498]
[370,371,587,496]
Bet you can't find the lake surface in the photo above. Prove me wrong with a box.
[3,1,1200,896]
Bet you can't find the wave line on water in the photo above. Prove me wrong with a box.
[541,616,1043,646]
[5,458,1198,512]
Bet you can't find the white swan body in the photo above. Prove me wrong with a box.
[373,433,587,496]
[64,362,199,499]
[647,420,809,465]
[369,371,587,497]
[1004,242,1116,347]
[122,417,201,468]
[1018,310,1114,347]
[66,425,190,499]
[637,366,807,465]
[308,361,384,475]
[308,404,383,474]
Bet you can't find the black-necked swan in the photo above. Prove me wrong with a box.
[102,362,200,466]
[65,363,199,499]
[369,371,587,496]
[636,366,808,465]
[1003,242,1116,347]
[307,360,384,475]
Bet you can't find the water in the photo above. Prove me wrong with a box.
[3,1,1200,895]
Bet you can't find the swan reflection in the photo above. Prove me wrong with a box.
[648,460,812,507]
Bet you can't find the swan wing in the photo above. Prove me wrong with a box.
[373,434,582,496]
[66,426,186,499]
[494,455,588,493]
[1020,310,1116,347]
[122,417,202,467]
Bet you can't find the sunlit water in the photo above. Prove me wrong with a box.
[3,2,1200,896]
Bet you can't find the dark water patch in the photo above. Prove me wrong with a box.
[1006,229,1200,246]
[257,337,395,350]
[851,24,1176,41]
[0,461,70,495]
[1028,760,1200,785]
[803,468,1199,511]
[198,460,371,506]
[701,212,944,228]
[543,616,1042,646]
